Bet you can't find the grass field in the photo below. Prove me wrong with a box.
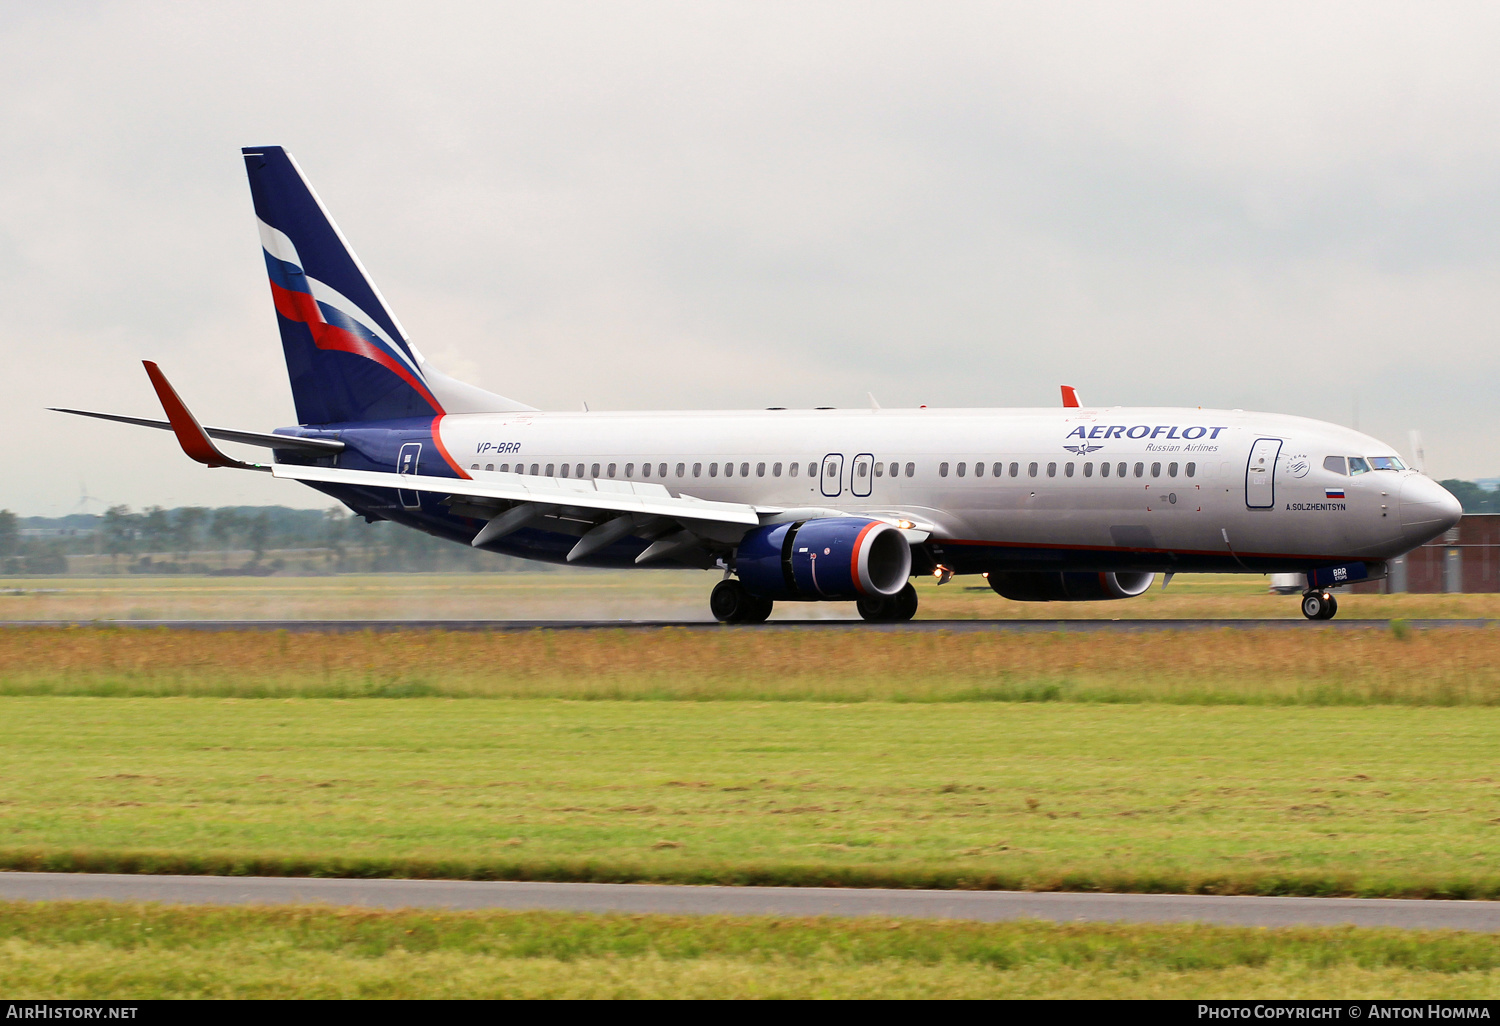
[1,624,1498,705]
[3,902,1498,998]
[2,694,1498,897]
[5,571,1500,621]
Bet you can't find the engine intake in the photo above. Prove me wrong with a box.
[987,571,1154,602]
[737,518,912,600]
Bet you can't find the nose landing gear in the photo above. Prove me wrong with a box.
[1300,590,1338,621]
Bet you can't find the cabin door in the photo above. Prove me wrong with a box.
[397,442,423,509]
[1245,438,1282,510]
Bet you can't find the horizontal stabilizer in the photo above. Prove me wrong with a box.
[49,408,344,454]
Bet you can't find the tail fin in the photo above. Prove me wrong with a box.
[242,146,533,424]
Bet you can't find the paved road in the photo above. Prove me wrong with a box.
[1,873,1497,931]
[1,618,1493,633]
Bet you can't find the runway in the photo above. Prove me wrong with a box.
[1,618,1494,632]
[1,873,1496,931]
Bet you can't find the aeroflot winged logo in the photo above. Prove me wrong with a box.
[257,218,444,414]
[1063,444,1104,456]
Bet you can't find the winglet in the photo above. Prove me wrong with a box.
[1060,385,1080,408]
[141,361,262,470]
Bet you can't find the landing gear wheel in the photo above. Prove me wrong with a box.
[1300,591,1338,621]
[856,596,893,622]
[890,582,919,622]
[710,580,773,624]
[857,583,919,623]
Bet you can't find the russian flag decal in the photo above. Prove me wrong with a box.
[1326,488,1346,499]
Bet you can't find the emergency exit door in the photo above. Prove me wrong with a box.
[820,453,844,498]
[1245,438,1282,509]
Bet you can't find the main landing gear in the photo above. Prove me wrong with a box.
[1300,590,1339,621]
[710,579,773,624]
[856,583,919,623]
[709,580,920,624]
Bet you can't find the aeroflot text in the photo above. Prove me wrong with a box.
[1066,425,1228,441]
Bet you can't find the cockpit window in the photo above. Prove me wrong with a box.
[1368,456,1406,471]
[1323,456,1347,476]
[1348,457,1371,476]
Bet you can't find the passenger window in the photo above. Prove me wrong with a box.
[974,462,984,478]
[1065,462,1074,478]
[1186,462,1196,478]
[939,462,949,477]
[531,464,540,475]
[1116,463,1126,478]
[607,463,616,477]
[789,462,798,478]
[1151,462,1161,478]
[1028,462,1038,477]
[693,463,702,477]
[1168,462,1178,477]
[676,463,685,477]
[1323,456,1347,475]
[642,463,650,477]
[1134,463,1144,478]
[546,463,555,477]
[725,463,734,478]
[1348,457,1371,476]
[1009,463,1019,477]
[993,463,1002,477]
[659,463,667,478]
[500,464,509,473]
[624,463,633,478]
[471,464,479,470]
[758,462,767,477]
[483,464,492,472]
[560,464,570,478]
[1101,462,1110,478]
[773,462,782,477]
[710,463,718,477]
[1047,462,1057,477]
[873,462,883,478]
[1083,462,1093,477]
[905,463,915,477]
[741,462,750,477]
[591,463,600,478]
[957,462,966,478]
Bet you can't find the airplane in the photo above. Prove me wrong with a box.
[53,146,1463,623]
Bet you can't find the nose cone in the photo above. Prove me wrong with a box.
[1400,476,1462,545]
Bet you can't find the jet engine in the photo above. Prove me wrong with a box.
[987,571,1154,602]
[736,518,912,600]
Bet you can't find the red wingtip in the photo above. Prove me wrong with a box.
[1060,385,1080,408]
[141,361,253,469]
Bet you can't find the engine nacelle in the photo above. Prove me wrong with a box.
[987,571,1155,602]
[737,518,913,600]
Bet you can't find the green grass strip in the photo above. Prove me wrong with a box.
[3,901,1499,999]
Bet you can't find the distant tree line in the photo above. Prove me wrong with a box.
[2,505,539,575]
[1438,481,1500,515]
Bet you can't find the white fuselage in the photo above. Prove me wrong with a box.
[406,404,1458,574]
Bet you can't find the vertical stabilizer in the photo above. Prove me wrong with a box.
[242,146,533,424]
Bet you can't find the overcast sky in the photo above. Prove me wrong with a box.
[4,1,1499,515]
